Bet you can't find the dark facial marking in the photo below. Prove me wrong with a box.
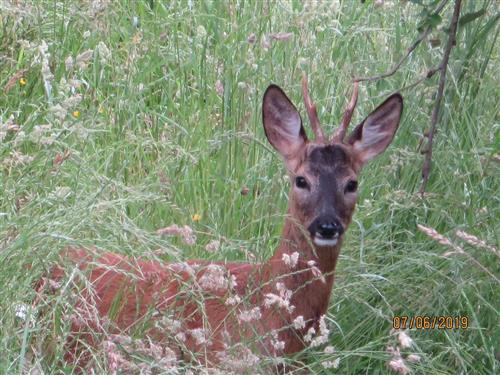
[308,145,353,219]
[309,145,348,173]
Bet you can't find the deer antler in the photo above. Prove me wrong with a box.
[301,73,325,142]
[332,81,359,143]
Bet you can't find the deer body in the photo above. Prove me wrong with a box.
[54,77,403,370]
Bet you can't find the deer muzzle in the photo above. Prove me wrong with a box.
[308,215,344,247]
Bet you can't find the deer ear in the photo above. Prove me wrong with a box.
[263,85,308,164]
[346,93,403,166]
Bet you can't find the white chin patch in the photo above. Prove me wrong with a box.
[313,237,338,247]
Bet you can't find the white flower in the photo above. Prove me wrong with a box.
[198,265,234,292]
[398,331,414,348]
[322,358,340,369]
[238,307,261,323]
[307,260,325,283]
[205,240,220,252]
[293,315,305,329]
[225,295,241,306]
[75,49,93,69]
[96,41,111,64]
[324,345,335,354]
[304,327,316,342]
[282,251,299,268]
[14,304,28,320]
[188,328,211,346]
[264,282,294,313]
[65,55,74,71]
[388,357,410,374]
[407,353,421,363]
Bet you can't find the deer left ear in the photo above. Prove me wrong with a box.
[346,93,403,166]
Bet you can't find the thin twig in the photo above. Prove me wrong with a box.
[301,73,324,142]
[353,0,449,83]
[420,0,462,195]
[399,67,440,92]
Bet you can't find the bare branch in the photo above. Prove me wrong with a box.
[354,0,449,83]
[332,81,359,143]
[399,67,440,92]
[301,73,324,142]
[420,0,462,195]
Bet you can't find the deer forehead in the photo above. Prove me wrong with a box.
[295,143,358,178]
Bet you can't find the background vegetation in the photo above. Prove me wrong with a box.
[1,0,498,373]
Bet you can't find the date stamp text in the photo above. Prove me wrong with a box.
[393,315,469,330]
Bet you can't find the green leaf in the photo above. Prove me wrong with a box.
[428,14,442,28]
[459,9,486,26]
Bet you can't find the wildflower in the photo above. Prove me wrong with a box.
[217,344,260,372]
[324,345,335,354]
[293,315,306,330]
[307,260,326,283]
[75,49,93,69]
[98,105,105,114]
[322,358,340,369]
[14,304,28,320]
[65,55,74,71]
[388,357,410,374]
[188,328,211,346]
[205,240,220,253]
[264,282,294,313]
[192,213,202,222]
[238,307,262,323]
[225,295,241,306]
[19,77,27,86]
[303,327,316,342]
[407,354,421,363]
[3,151,34,167]
[456,229,499,255]
[199,264,233,292]
[96,41,111,64]
[282,251,299,268]
[215,80,224,96]
[270,32,293,41]
[4,69,28,92]
[72,110,80,118]
[157,224,196,245]
[247,33,256,44]
[309,315,330,347]
[397,330,413,348]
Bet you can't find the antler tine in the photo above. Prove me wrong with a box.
[332,81,359,143]
[301,73,325,142]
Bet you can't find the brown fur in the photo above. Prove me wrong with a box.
[44,83,402,371]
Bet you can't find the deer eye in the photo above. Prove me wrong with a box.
[345,180,358,194]
[295,176,309,189]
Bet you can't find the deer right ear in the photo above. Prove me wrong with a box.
[346,93,403,166]
[263,85,308,166]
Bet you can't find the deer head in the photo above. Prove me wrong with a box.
[263,76,403,248]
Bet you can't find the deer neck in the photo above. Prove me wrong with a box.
[261,212,342,328]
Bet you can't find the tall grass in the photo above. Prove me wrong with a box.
[1,0,498,374]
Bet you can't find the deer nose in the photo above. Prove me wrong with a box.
[317,219,344,239]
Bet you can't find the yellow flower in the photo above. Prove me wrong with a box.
[72,110,80,118]
[192,213,202,222]
[98,106,104,114]
[19,77,27,86]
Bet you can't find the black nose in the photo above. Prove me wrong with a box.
[317,219,344,238]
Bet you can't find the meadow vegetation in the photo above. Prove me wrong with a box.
[0,0,498,374]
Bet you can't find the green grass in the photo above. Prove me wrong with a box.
[1,0,498,374]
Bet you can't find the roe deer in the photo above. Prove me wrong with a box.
[46,75,403,372]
